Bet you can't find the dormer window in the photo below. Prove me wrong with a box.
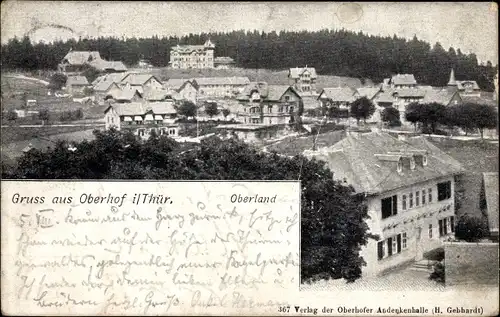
[423,155,428,166]
[397,160,403,173]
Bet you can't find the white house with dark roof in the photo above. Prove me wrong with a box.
[104,101,178,139]
[163,79,198,103]
[120,73,163,94]
[305,131,465,277]
[447,69,481,97]
[236,83,302,125]
[386,74,418,89]
[288,67,318,95]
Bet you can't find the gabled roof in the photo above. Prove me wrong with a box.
[66,76,89,86]
[356,87,381,100]
[105,101,176,116]
[392,88,426,98]
[456,80,480,91]
[90,60,127,72]
[143,88,171,101]
[191,77,250,86]
[318,87,356,102]
[266,85,299,101]
[289,67,317,79]
[94,81,120,93]
[93,72,131,91]
[306,132,464,195]
[422,88,461,105]
[374,91,395,104]
[60,51,101,65]
[164,78,191,90]
[483,172,499,233]
[121,73,161,86]
[460,94,498,107]
[391,74,417,86]
[107,87,142,101]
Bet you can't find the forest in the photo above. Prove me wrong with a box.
[1,29,497,90]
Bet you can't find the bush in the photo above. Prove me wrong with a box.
[429,262,445,284]
[455,214,489,242]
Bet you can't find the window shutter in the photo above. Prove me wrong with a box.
[387,237,393,256]
[397,234,402,253]
[392,195,398,215]
[377,241,384,260]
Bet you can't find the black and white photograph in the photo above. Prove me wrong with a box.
[1,1,498,316]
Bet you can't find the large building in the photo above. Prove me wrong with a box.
[305,132,465,277]
[288,67,317,95]
[58,50,127,73]
[236,83,302,125]
[104,102,179,139]
[169,39,215,69]
[191,77,250,99]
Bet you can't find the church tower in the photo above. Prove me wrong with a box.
[447,69,457,86]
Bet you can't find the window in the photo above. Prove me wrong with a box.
[437,181,452,201]
[428,224,433,238]
[415,191,420,207]
[378,233,404,260]
[284,95,290,102]
[443,218,448,235]
[450,216,455,233]
[402,195,407,210]
[428,188,433,203]
[409,193,414,208]
[439,218,450,237]
[422,189,426,205]
[268,105,273,113]
[381,195,398,219]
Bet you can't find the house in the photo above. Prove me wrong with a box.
[104,101,179,139]
[215,124,290,144]
[105,87,143,103]
[304,131,465,277]
[317,87,356,121]
[214,57,236,69]
[288,67,318,95]
[163,79,198,103]
[481,172,499,241]
[89,59,128,73]
[120,73,163,94]
[384,74,418,89]
[447,69,481,97]
[236,83,302,125]
[65,76,89,94]
[421,88,463,106]
[191,77,250,99]
[58,50,101,72]
[143,88,174,102]
[169,39,215,69]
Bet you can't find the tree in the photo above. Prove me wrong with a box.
[222,108,230,120]
[350,97,375,124]
[48,73,68,91]
[468,103,498,139]
[7,129,375,283]
[204,102,220,118]
[81,65,100,84]
[455,214,489,242]
[176,100,197,118]
[405,102,422,131]
[38,109,50,124]
[381,107,401,127]
[6,110,18,122]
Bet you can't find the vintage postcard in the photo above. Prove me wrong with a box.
[1,1,499,316]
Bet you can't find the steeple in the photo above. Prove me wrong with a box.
[447,69,457,86]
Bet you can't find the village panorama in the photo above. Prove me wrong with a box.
[1,3,498,292]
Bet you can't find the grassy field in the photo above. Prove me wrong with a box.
[266,129,346,156]
[1,126,100,145]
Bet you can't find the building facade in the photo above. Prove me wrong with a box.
[104,102,179,139]
[169,39,215,69]
[288,67,317,95]
[236,83,302,125]
[192,77,250,99]
[304,132,464,277]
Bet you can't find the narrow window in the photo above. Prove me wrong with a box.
[409,193,414,208]
[377,241,385,260]
[422,189,426,204]
[428,224,433,238]
[387,237,393,256]
[402,195,407,210]
[402,232,407,249]
[396,234,402,253]
[428,188,433,203]
[450,216,455,233]
[415,191,420,207]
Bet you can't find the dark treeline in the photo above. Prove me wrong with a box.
[1,29,496,90]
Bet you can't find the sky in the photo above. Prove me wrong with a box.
[1,1,498,63]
